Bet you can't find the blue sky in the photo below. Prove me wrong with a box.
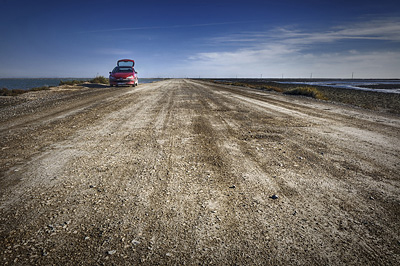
[0,0,399,78]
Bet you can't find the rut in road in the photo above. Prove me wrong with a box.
[0,79,399,265]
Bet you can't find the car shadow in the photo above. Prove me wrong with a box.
[79,83,110,89]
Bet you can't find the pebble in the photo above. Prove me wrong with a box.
[270,194,279,200]
[108,250,116,255]
[132,240,140,245]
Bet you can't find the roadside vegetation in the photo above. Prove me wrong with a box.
[59,76,108,86]
[59,80,85,86]
[283,86,327,100]
[213,80,326,98]
[212,79,400,114]
[215,81,283,92]
[1,86,51,96]
[2,76,109,97]
[90,76,108,84]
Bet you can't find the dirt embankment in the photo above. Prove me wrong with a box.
[0,79,399,265]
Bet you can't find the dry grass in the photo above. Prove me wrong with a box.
[213,81,283,92]
[90,76,108,84]
[1,86,50,96]
[283,86,327,100]
[59,80,85,86]
[211,79,400,114]
[0,88,26,96]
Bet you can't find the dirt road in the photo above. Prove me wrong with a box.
[1,79,399,265]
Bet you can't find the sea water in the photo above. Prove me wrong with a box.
[278,79,400,94]
[0,78,164,90]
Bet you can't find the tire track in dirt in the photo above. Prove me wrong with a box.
[183,79,400,264]
[0,79,399,265]
[198,80,400,135]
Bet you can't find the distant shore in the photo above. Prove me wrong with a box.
[0,78,165,90]
[208,78,400,93]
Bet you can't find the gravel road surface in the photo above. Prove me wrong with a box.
[1,79,399,265]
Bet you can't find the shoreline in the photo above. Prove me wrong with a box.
[207,78,400,93]
[0,78,165,90]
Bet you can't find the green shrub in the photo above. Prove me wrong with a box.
[30,86,51,91]
[257,84,283,92]
[59,80,84,86]
[213,80,283,92]
[1,86,51,96]
[90,76,108,84]
[0,88,26,96]
[283,86,327,100]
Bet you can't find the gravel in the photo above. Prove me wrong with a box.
[1,79,399,265]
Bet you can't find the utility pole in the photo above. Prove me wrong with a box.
[352,72,354,79]
[310,73,312,79]
[261,74,263,79]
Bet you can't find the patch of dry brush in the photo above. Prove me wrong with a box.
[283,86,327,100]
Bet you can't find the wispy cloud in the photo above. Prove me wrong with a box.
[278,18,400,44]
[209,18,400,46]
[183,18,400,78]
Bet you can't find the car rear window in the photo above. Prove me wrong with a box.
[118,61,134,67]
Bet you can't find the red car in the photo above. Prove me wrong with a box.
[109,59,138,87]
